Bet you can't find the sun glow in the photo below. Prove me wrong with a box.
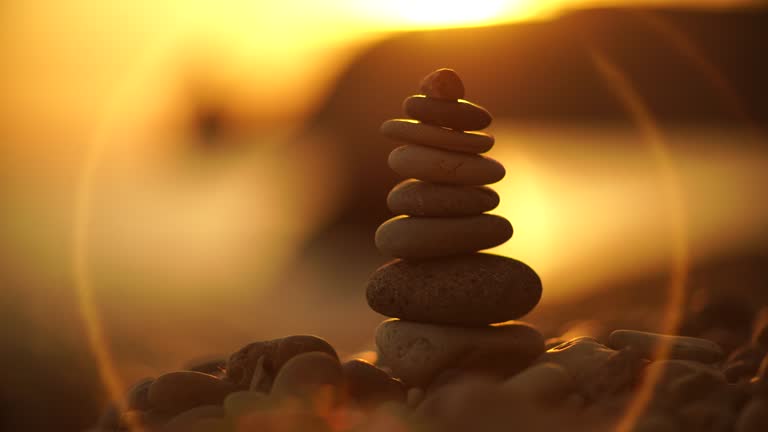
[392,0,513,26]
[363,0,540,29]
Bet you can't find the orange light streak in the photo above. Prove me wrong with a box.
[589,50,690,432]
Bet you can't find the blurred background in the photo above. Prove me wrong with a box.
[2,0,768,430]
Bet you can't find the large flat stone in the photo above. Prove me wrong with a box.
[367,253,541,325]
[376,319,544,387]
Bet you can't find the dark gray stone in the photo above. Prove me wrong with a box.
[367,253,541,325]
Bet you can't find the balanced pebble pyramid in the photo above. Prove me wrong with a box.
[368,68,546,387]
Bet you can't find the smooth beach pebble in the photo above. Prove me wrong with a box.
[538,337,616,380]
[388,145,505,185]
[148,371,236,415]
[270,352,344,405]
[381,119,494,153]
[375,215,512,259]
[502,363,574,404]
[367,253,541,325]
[226,335,338,389]
[387,179,499,217]
[419,68,464,100]
[375,319,544,387]
[342,359,405,408]
[403,96,492,131]
[609,330,724,363]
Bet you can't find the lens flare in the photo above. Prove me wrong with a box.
[72,22,188,432]
[589,50,690,432]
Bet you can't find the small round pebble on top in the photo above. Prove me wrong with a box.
[419,68,465,100]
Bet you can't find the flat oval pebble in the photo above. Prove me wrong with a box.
[381,120,494,153]
[387,179,499,217]
[226,335,338,389]
[376,319,544,387]
[419,68,464,100]
[403,96,492,131]
[388,144,504,185]
[609,330,723,363]
[367,253,540,325]
[270,352,344,405]
[375,215,512,259]
[342,359,406,408]
[148,371,236,415]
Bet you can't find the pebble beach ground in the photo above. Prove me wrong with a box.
[90,70,768,432]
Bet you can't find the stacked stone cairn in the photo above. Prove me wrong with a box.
[368,68,545,388]
[90,69,768,432]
